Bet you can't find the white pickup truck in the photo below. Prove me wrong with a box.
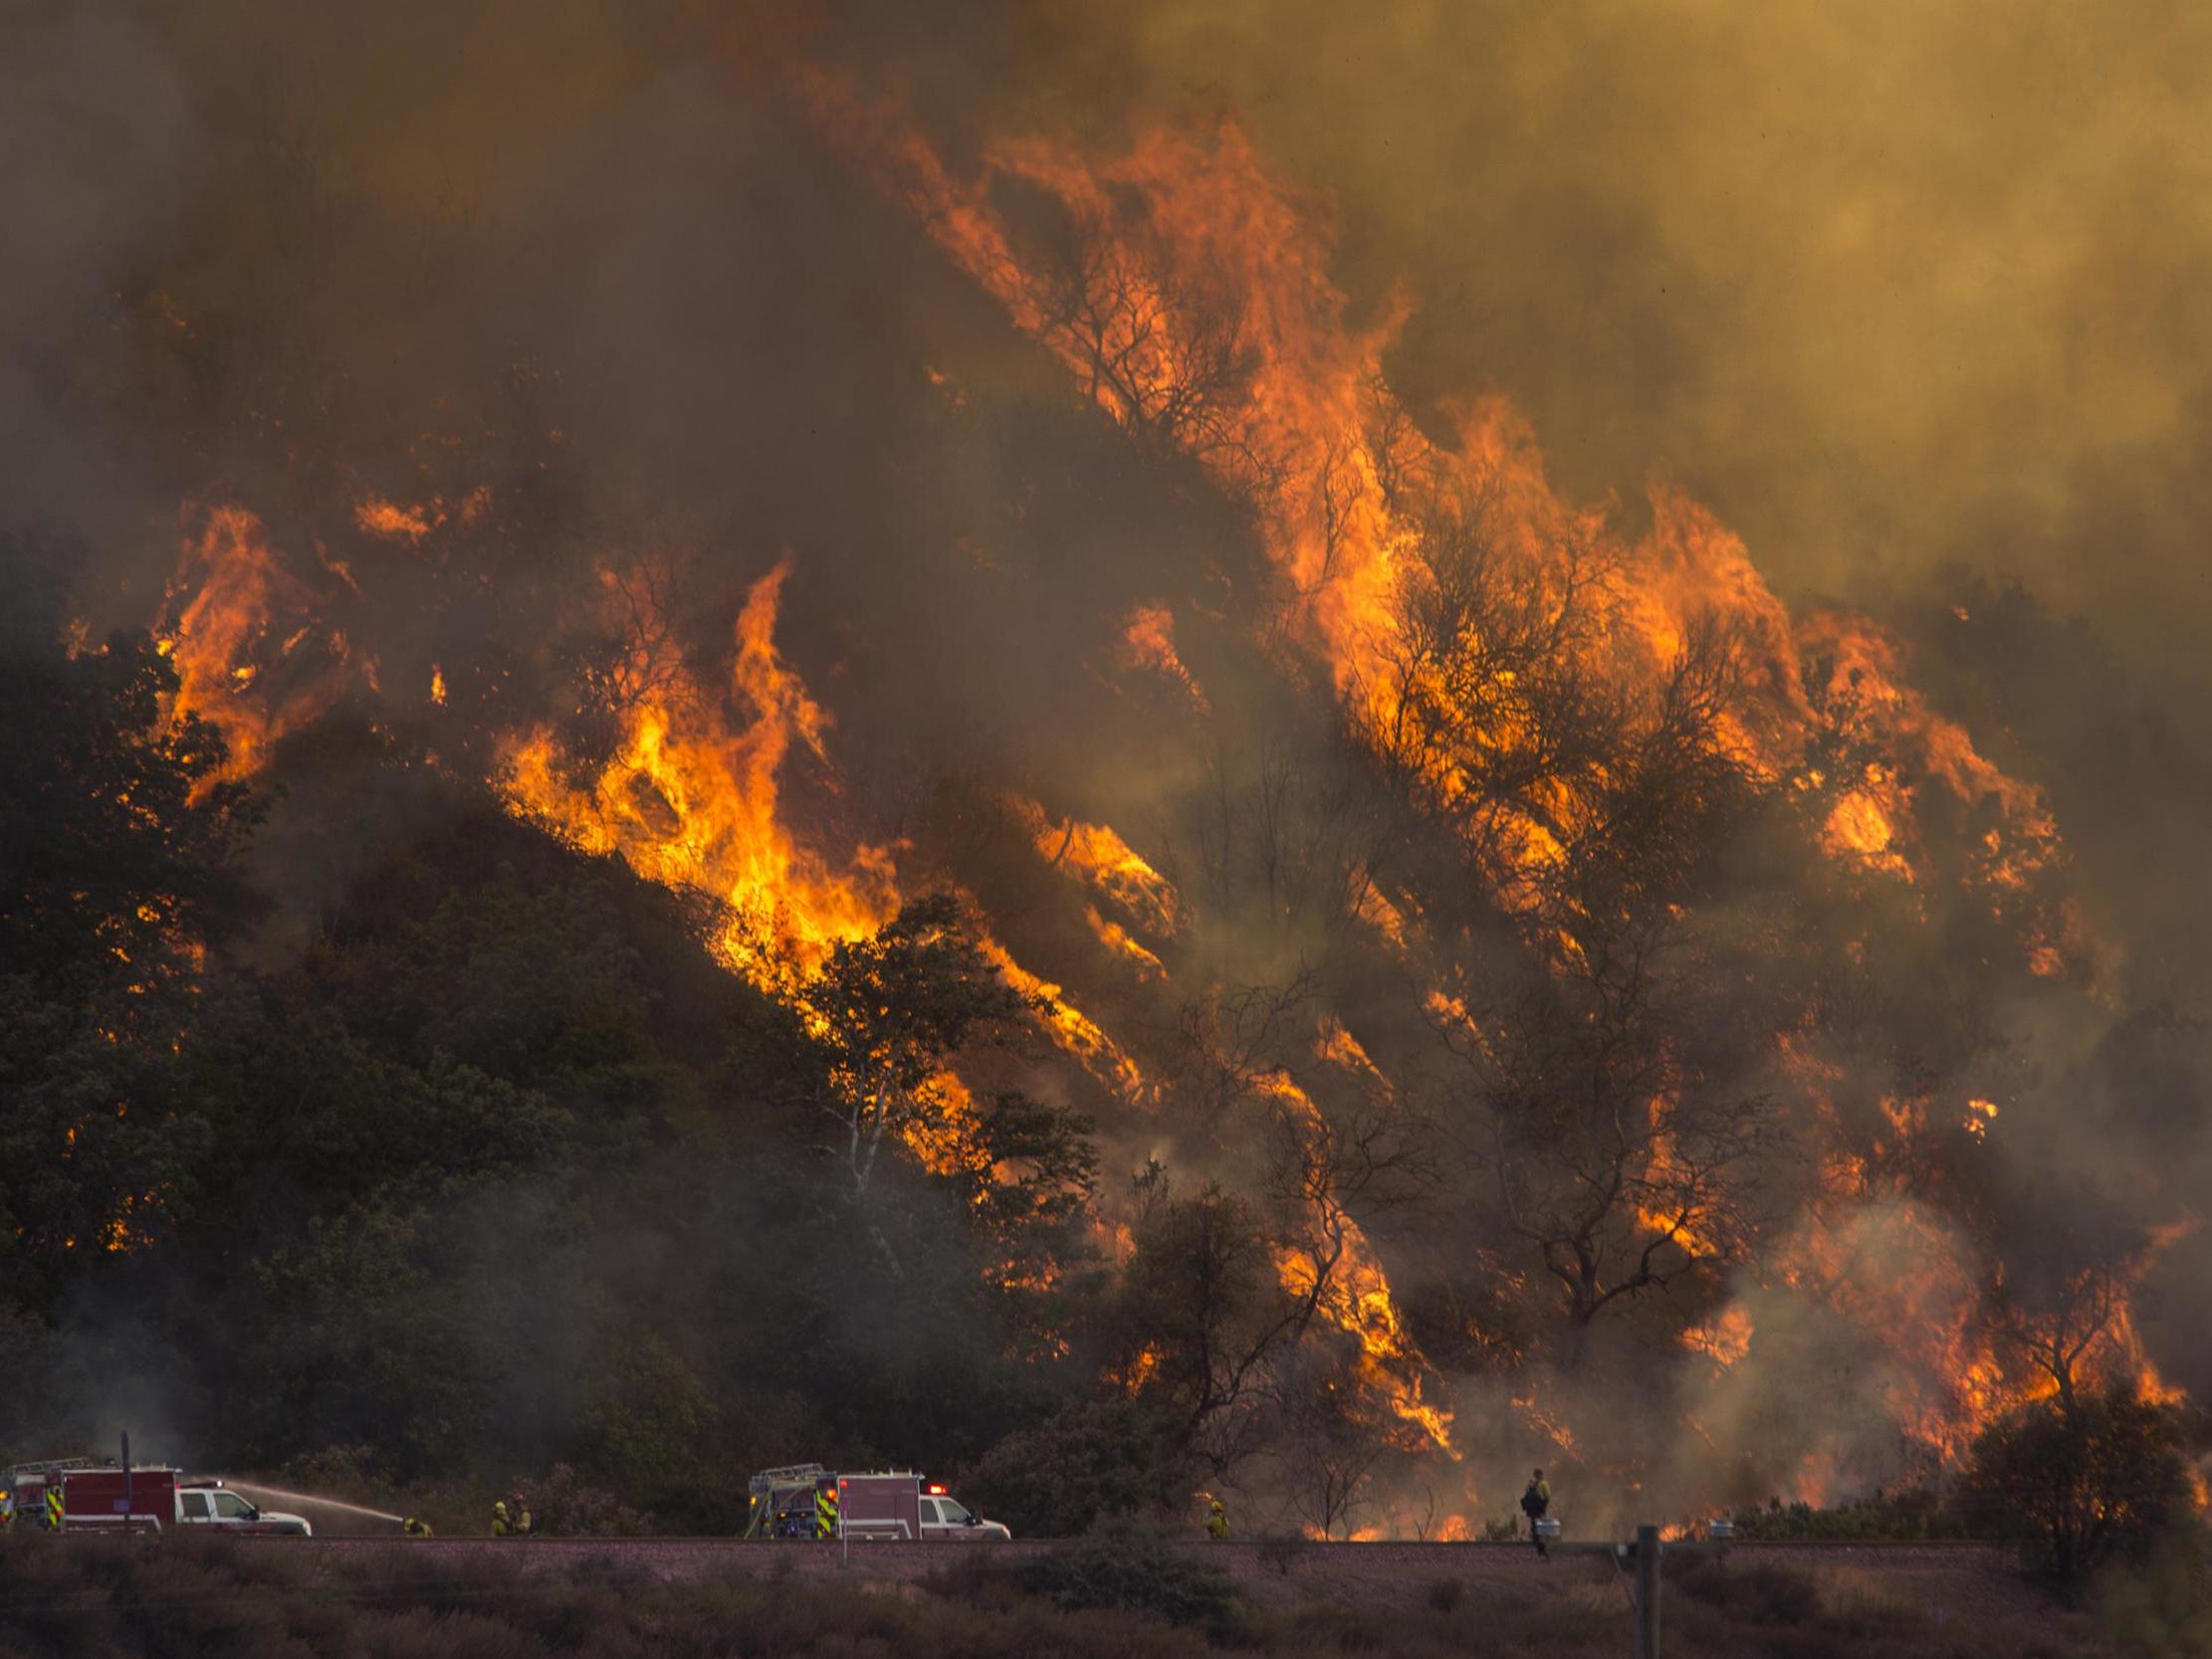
[176,1481,314,1536]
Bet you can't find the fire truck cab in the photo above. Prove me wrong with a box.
[837,1472,1010,1542]
[741,1465,1009,1541]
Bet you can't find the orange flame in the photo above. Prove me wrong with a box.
[1117,603,1209,712]
[834,100,2067,923]
[1260,1071,1454,1454]
[158,506,355,800]
[1015,795,1185,939]
[496,558,898,982]
[353,496,435,543]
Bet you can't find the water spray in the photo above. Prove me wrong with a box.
[226,1482,406,1526]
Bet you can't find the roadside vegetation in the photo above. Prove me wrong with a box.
[0,1531,2162,1659]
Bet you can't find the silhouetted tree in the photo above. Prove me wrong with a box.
[1962,1387,2194,1592]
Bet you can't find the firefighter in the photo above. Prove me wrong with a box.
[490,1499,512,1537]
[401,1516,433,1538]
[1206,1496,1229,1540]
[512,1495,534,1538]
[1519,1469,1551,1556]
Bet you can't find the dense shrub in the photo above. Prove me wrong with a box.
[1015,1523,1242,1629]
[1676,1559,1821,1625]
[1728,1488,1972,1543]
[2095,1526,2212,1658]
[521,1462,655,1536]
[964,1397,1182,1537]
[1962,1388,2197,1589]
[0,1530,2125,1659]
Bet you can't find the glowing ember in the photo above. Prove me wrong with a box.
[354,496,436,542]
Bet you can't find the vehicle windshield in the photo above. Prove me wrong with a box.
[211,1492,253,1518]
[937,1499,971,1523]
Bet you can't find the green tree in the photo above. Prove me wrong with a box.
[1113,1168,1316,1478]
[802,894,1035,1197]
[0,587,253,1309]
[1962,1386,2197,1592]
[229,1203,499,1476]
[966,1397,1183,1538]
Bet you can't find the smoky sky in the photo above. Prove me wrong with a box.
[926,0,2212,690]
[16,0,2212,673]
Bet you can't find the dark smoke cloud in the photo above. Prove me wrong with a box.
[0,2,195,558]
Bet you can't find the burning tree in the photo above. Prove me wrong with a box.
[802,893,1037,1197]
[0,564,254,1300]
[1444,903,1780,1346]
[1271,1346,1391,1540]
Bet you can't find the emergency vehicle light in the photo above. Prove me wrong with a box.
[927,1484,946,1495]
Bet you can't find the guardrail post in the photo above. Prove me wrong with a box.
[1633,1524,1659,1659]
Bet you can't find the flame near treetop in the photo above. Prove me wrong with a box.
[497,557,899,987]
[157,506,356,804]
[844,99,2065,929]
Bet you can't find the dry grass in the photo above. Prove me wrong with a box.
[1813,1565,1933,1634]
[0,1534,2124,1659]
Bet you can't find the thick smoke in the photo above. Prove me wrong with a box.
[971,1,2212,669]
[0,3,195,558]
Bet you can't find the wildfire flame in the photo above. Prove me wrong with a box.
[1117,602,1210,712]
[496,558,899,983]
[839,99,2067,946]
[158,506,355,801]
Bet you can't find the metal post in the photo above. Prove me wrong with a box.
[1633,1524,1660,1659]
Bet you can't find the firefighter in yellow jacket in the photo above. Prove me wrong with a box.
[1520,1470,1551,1556]
[1205,1496,1229,1540]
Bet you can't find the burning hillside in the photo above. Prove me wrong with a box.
[3,0,2206,1546]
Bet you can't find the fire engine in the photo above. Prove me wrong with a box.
[742,1464,1009,1541]
[4,1462,313,1536]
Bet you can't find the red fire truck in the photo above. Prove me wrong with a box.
[742,1465,1008,1541]
[6,1462,174,1534]
[4,1463,313,1536]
